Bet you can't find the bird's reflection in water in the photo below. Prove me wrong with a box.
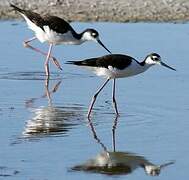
[23,106,83,138]
[72,117,174,176]
[23,78,84,139]
[25,77,61,108]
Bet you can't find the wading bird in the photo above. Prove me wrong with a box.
[67,53,176,117]
[11,4,111,77]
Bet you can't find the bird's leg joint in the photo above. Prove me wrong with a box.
[93,93,98,99]
[23,41,29,48]
[23,37,37,48]
[112,95,116,103]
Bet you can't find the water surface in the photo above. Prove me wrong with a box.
[0,21,188,179]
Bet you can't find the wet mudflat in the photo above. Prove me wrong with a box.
[0,21,188,179]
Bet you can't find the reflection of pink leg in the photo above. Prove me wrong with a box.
[45,44,53,77]
[44,76,52,105]
[23,37,62,70]
[87,78,110,118]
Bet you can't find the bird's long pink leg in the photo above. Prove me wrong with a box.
[45,44,53,77]
[23,37,62,70]
[112,79,119,116]
[87,78,110,118]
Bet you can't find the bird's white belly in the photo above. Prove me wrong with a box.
[43,26,80,45]
[89,62,145,79]
[108,66,144,78]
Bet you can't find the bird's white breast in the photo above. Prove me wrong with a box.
[109,60,145,78]
[43,26,81,45]
[88,60,146,79]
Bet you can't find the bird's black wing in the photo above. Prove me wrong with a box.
[42,16,74,34]
[11,4,45,29]
[68,54,135,70]
[11,4,73,34]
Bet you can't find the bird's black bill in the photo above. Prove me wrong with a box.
[160,62,176,71]
[97,39,111,54]
[160,161,175,169]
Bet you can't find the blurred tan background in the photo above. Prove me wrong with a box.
[1,0,189,22]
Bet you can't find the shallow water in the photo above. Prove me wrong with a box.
[0,21,188,179]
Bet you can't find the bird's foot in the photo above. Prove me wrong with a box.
[23,41,29,48]
[52,57,62,70]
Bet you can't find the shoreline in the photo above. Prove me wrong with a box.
[1,0,189,22]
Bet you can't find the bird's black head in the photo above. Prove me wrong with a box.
[81,28,111,54]
[145,53,161,64]
[81,29,99,40]
[86,29,99,38]
[149,53,161,62]
[144,53,176,71]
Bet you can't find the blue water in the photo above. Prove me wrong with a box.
[0,21,188,179]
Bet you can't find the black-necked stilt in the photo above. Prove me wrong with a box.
[11,4,111,77]
[67,53,176,117]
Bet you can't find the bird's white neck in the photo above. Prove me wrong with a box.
[140,63,154,73]
[126,62,154,78]
[139,56,157,73]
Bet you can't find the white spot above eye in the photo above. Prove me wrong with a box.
[81,31,96,41]
[145,56,159,65]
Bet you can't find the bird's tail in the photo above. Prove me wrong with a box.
[10,3,24,13]
[66,61,83,66]
[66,58,97,66]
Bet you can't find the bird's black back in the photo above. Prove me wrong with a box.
[68,54,136,70]
[11,4,45,28]
[42,16,75,34]
[11,4,75,34]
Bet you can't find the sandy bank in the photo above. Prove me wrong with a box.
[1,0,189,22]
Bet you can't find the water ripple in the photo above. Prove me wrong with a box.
[0,71,93,80]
